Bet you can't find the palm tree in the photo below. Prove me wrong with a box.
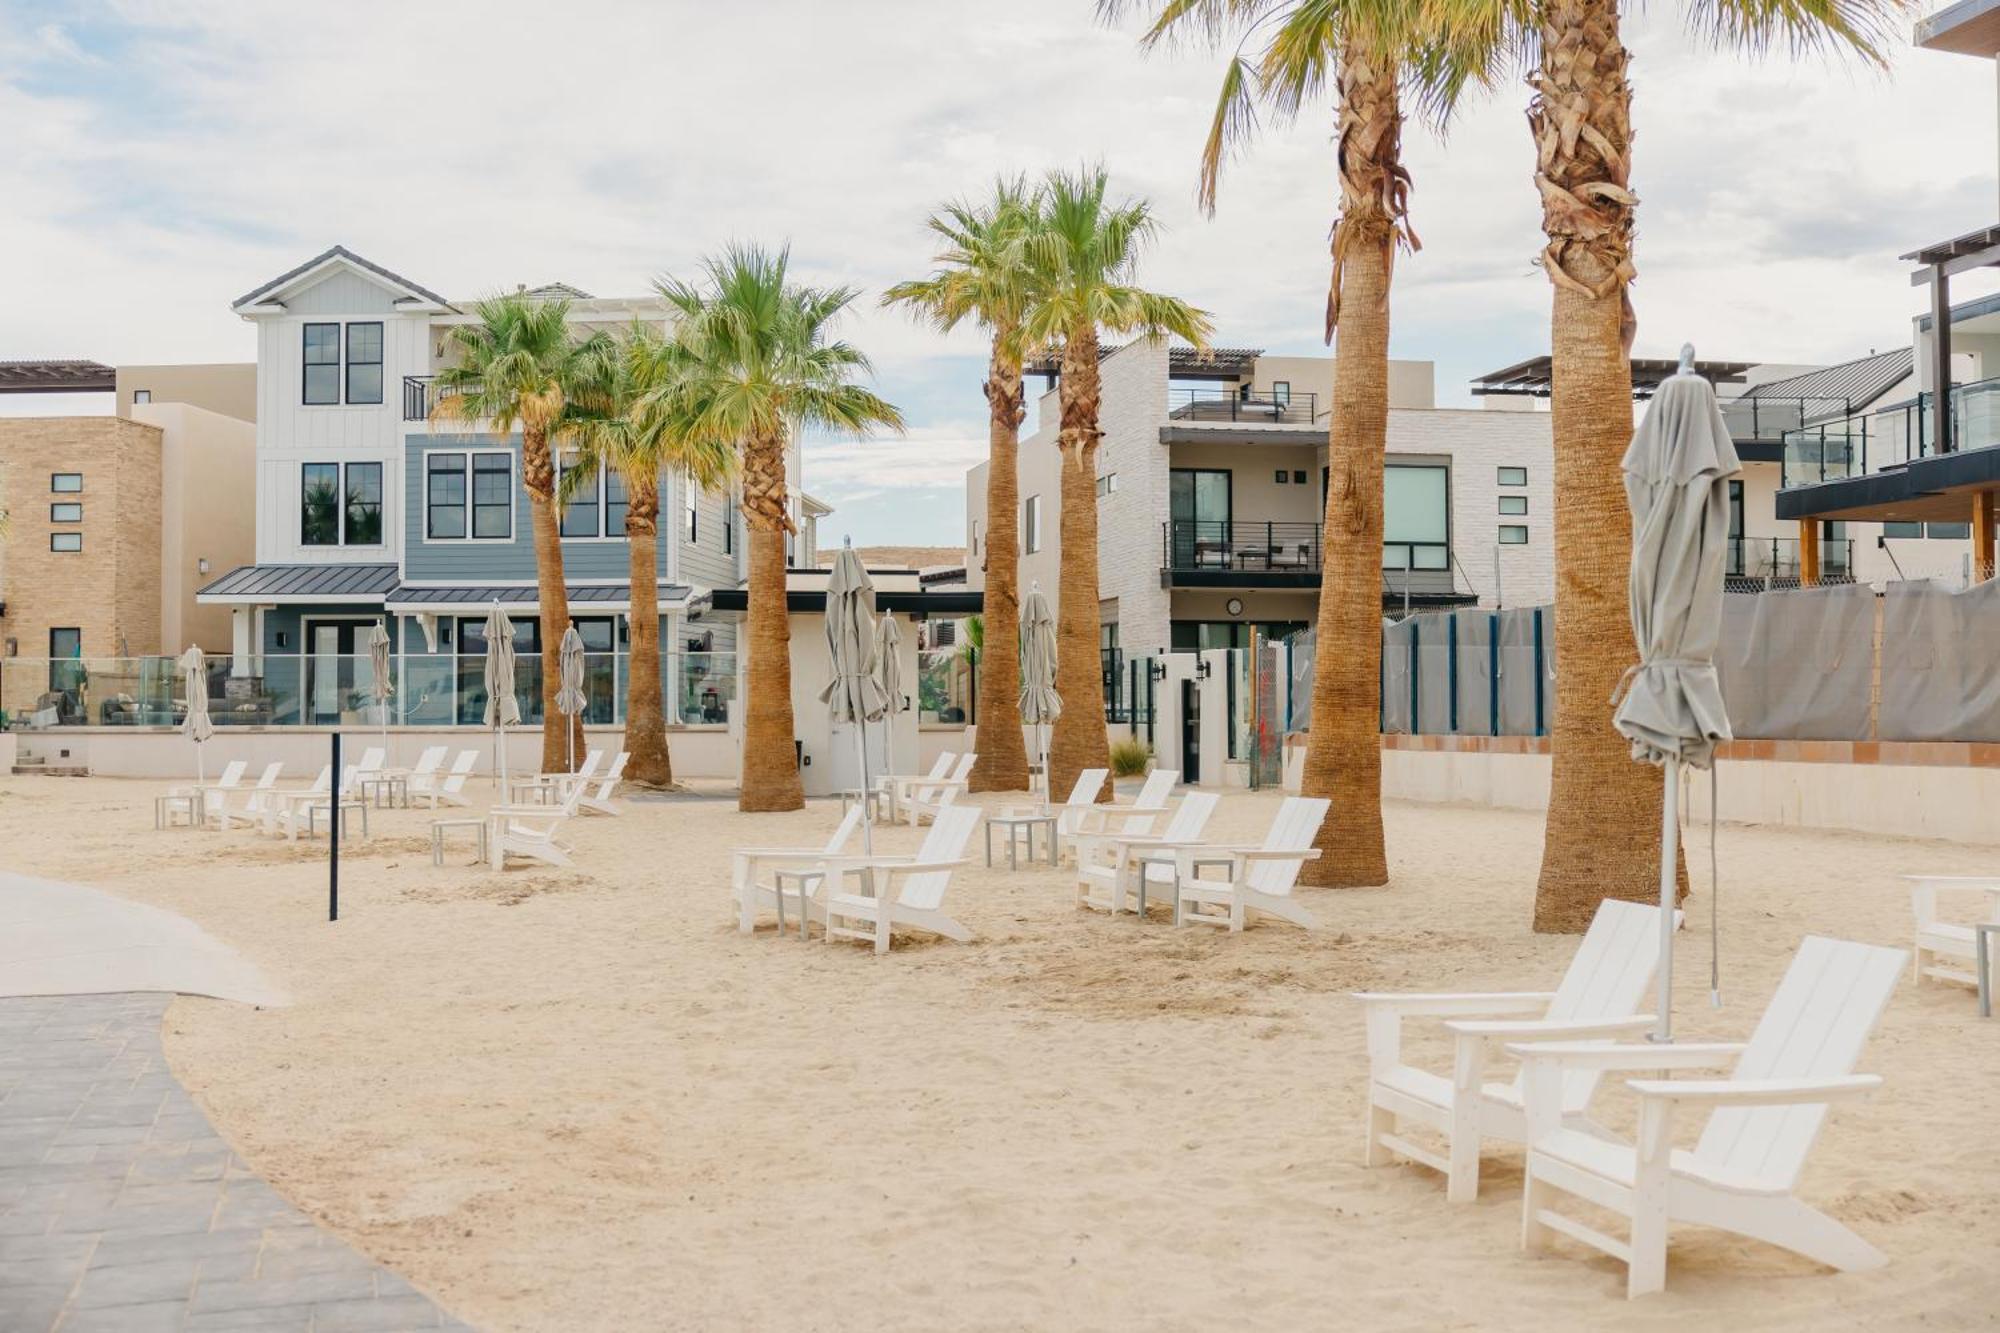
[883,178,1043,794]
[1020,166,1212,805]
[431,293,591,772]
[558,325,737,789]
[653,246,905,812]
[1107,0,1446,888]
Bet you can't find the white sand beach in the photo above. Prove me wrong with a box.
[3,775,1996,1331]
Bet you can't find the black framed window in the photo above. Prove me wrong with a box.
[1497,466,1527,487]
[1384,463,1448,570]
[472,453,512,538]
[560,454,601,538]
[605,469,629,538]
[50,532,82,552]
[1024,495,1042,553]
[301,462,340,545]
[1499,525,1529,545]
[303,324,340,404]
[1499,495,1527,516]
[49,629,81,696]
[345,322,383,404]
[683,473,698,543]
[344,462,383,545]
[51,473,81,493]
[427,453,467,538]
[50,503,81,523]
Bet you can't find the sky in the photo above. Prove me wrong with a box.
[3,0,1995,548]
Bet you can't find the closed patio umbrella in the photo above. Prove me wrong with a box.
[871,613,903,780]
[1019,584,1061,798]
[177,645,213,792]
[367,621,393,760]
[555,622,588,774]
[820,540,887,852]
[1614,344,1742,1042]
[482,604,521,793]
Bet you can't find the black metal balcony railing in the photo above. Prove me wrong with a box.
[1725,536,1854,582]
[1781,374,2000,488]
[1168,386,1320,425]
[402,375,436,421]
[1162,520,1323,573]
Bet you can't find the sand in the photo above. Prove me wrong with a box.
[3,774,1996,1331]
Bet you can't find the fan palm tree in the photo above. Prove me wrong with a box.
[1021,166,1212,805]
[883,178,1043,793]
[557,325,737,789]
[1106,0,1451,888]
[431,293,591,772]
[653,245,905,812]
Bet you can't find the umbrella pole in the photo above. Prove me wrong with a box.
[1652,756,1680,1043]
[855,725,872,855]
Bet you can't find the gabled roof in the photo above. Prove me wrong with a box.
[232,246,451,313]
[521,283,594,301]
[1741,348,1912,412]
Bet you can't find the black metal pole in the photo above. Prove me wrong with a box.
[329,730,340,922]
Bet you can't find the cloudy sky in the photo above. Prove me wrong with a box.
[3,1,1994,546]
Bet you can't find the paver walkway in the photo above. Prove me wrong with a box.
[0,992,468,1332]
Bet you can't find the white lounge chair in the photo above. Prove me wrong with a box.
[873,753,952,823]
[1904,875,2000,991]
[211,761,283,830]
[577,751,628,816]
[820,804,982,954]
[292,765,368,841]
[188,760,248,814]
[1016,766,1107,859]
[1514,935,1908,1298]
[1072,792,1220,916]
[513,749,601,805]
[900,752,976,826]
[1069,768,1178,840]
[412,749,480,809]
[1172,795,1330,931]
[1353,898,1668,1202]
[732,805,865,937]
[405,745,449,791]
[487,774,585,870]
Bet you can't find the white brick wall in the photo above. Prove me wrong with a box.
[1386,406,1553,609]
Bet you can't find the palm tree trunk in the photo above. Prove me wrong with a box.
[622,473,673,789]
[739,429,804,811]
[522,423,582,772]
[1529,0,1675,931]
[1047,328,1112,804]
[969,339,1031,793]
[1299,43,1408,889]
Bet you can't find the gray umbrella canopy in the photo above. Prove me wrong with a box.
[872,613,903,772]
[1615,364,1742,767]
[177,645,213,786]
[1019,586,1060,791]
[1615,351,1742,1041]
[821,544,887,849]
[367,621,393,746]
[482,607,520,790]
[555,623,587,771]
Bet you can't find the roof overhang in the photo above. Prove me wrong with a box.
[1917,0,2000,55]
[196,563,401,604]
[1774,448,2000,523]
[706,588,982,618]
[232,246,453,317]
[1159,424,1325,447]
[1903,223,2000,285]
[381,584,705,616]
[0,360,116,394]
[1472,355,1753,399]
[1025,344,1264,382]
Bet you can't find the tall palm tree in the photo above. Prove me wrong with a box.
[1021,166,1212,805]
[653,245,905,812]
[431,293,591,772]
[1384,0,1905,929]
[883,178,1043,793]
[1107,0,1446,888]
[558,325,737,789]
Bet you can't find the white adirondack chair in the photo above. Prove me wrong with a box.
[189,760,249,826]
[1072,792,1220,916]
[901,752,976,826]
[1352,898,1668,1202]
[732,805,865,936]
[577,752,628,817]
[212,761,284,830]
[1513,935,1908,1298]
[291,764,367,841]
[1904,875,2000,989]
[998,767,1107,861]
[1172,795,1330,931]
[488,773,586,870]
[413,749,480,809]
[1070,768,1178,840]
[517,749,601,805]
[354,746,387,778]
[875,753,952,822]
[405,745,449,790]
[821,804,982,954]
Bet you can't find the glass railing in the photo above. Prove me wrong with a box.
[918,650,975,726]
[1782,375,2000,487]
[1718,395,1851,446]
[0,651,736,731]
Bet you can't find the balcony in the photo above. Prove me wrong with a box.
[403,374,436,422]
[1718,395,1853,459]
[1725,536,1854,587]
[1167,386,1320,426]
[1159,520,1465,606]
[1781,375,2000,488]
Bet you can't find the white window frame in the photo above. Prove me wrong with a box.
[1024,494,1042,553]
[422,447,515,543]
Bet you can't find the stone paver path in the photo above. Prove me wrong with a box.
[0,993,469,1332]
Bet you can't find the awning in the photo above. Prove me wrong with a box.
[384,582,705,616]
[196,564,400,603]
[196,564,707,615]
[707,588,982,618]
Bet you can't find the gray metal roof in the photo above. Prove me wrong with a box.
[1742,348,1912,411]
[384,582,696,610]
[521,283,594,301]
[1025,345,1264,380]
[0,360,115,394]
[233,246,451,311]
[197,563,400,600]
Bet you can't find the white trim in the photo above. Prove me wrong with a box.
[233,252,438,315]
[419,446,516,543]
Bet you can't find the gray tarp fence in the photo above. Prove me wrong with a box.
[1879,579,2000,742]
[1715,585,1873,741]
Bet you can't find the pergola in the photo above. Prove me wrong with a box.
[0,360,115,394]
[1469,355,1753,399]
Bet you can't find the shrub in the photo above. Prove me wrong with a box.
[1108,736,1152,778]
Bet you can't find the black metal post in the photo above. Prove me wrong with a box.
[1930,267,1953,455]
[329,730,340,922]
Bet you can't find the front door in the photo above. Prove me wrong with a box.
[1181,678,1202,785]
[303,620,367,725]
[1170,468,1232,568]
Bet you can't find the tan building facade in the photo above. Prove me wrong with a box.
[116,363,257,424]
